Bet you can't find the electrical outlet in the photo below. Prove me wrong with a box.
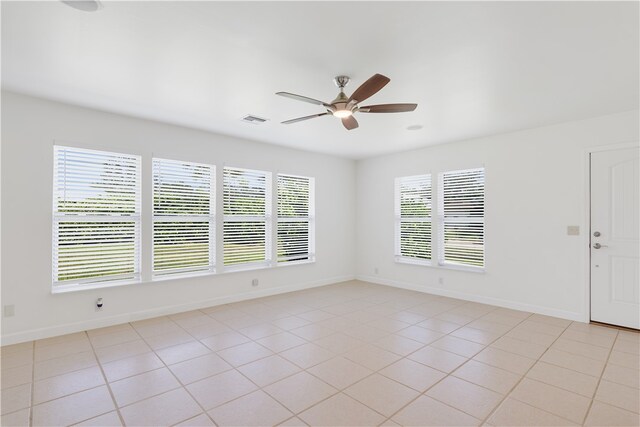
[252,279,259,287]
[438,277,444,285]
[374,267,379,274]
[96,298,104,311]
[3,305,15,317]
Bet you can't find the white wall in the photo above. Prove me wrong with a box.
[356,110,639,321]
[2,90,638,345]
[0,92,356,344]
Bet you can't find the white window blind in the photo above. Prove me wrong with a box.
[223,167,272,268]
[395,174,432,263]
[439,168,485,268]
[277,174,315,264]
[53,146,141,288]
[153,158,215,277]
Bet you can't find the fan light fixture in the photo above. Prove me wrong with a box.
[276,74,417,131]
[333,110,352,118]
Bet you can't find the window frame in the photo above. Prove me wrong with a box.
[222,166,273,272]
[437,167,485,272]
[152,157,216,280]
[394,174,433,266]
[51,144,321,292]
[276,173,316,266]
[52,145,142,293]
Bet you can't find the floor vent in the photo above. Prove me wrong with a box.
[241,114,268,124]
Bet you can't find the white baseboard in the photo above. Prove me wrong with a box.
[357,275,585,322]
[1,275,355,346]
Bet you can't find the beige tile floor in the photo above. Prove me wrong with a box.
[1,280,639,426]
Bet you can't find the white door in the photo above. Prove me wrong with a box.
[590,146,640,329]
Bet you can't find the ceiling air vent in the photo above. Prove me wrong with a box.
[241,114,268,124]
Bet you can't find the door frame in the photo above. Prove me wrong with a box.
[584,141,639,324]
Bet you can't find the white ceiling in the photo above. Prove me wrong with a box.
[2,1,638,159]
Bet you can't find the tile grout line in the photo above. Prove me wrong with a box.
[25,333,131,424]
[530,349,612,379]
[502,322,616,378]
[208,330,353,422]
[479,319,579,426]
[378,310,533,425]
[282,306,440,421]
[169,309,324,425]
[5,285,638,427]
[579,328,619,425]
[86,329,127,427]
[4,301,470,425]
[294,355,393,421]
[183,298,420,423]
[16,336,127,415]
[131,316,219,427]
[157,310,316,423]
[198,306,350,424]
[25,339,105,380]
[0,328,309,424]
[321,331,456,423]
[295,303,505,425]
[156,310,313,394]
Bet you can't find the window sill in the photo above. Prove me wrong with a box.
[277,258,315,268]
[395,256,432,267]
[52,278,140,294]
[395,257,485,273]
[222,261,273,274]
[438,263,485,273]
[152,269,217,282]
[52,259,317,294]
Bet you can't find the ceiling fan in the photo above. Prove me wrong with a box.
[276,74,417,130]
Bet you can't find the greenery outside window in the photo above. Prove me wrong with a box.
[223,167,272,269]
[52,146,141,290]
[438,168,485,269]
[394,174,432,264]
[153,158,215,277]
[277,174,315,264]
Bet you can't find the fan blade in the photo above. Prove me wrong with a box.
[359,103,417,113]
[282,112,329,124]
[276,92,330,107]
[342,116,359,130]
[347,74,391,104]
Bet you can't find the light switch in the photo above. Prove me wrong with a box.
[567,226,580,236]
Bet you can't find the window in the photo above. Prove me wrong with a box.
[53,146,141,289]
[395,174,432,264]
[153,158,215,277]
[277,174,315,264]
[438,168,485,269]
[223,167,272,268]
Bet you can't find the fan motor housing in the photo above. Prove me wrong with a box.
[331,91,349,105]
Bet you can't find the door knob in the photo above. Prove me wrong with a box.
[593,243,608,249]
